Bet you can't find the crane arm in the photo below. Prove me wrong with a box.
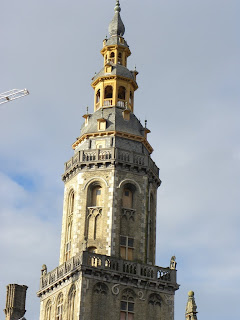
[0,88,29,105]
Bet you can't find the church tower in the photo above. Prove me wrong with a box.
[37,2,179,319]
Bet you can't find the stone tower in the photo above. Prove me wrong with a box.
[185,291,198,320]
[4,284,28,320]
[37,1,179,319]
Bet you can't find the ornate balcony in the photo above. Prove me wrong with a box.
[63,147,160,183]
[37,251,178,296]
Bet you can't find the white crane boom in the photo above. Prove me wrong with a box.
[0,88,29,105]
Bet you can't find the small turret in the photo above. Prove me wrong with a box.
[4,284,28,320]
[185,291,198,320]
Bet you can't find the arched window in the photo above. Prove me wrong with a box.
[120,289,135,320]
[110,51,115,63]
[56,293,63,320]
[68,285,76,320]
[118,86,126,100]
[65,190,74,261]
[118,52,122,64]
[88,246,97,253]
[96,89,100,105]
[45,300,52,320]
[104,86,113,99]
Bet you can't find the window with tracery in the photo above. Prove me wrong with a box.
[120,289,135,320]
[56,293,63,320]
[120,236,134,260]
[86,184,103,241]
[45,300,52,320]
[65,190,74,261]
[68,285,76,320]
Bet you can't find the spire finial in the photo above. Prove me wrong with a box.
[145,119,147,128]
[108,0,125,37]
[86,106,89,114]
[115,0,121,13]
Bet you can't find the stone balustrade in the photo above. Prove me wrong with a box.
[39,251,176,292]
[64,147,159,178]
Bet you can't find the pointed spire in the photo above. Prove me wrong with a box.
[108,0,125,37]
[185,291,198,320]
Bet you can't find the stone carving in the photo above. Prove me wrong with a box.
[148,293,161,306]
[121,208,136,221]
[138,291,146,301]
[93,282,108,295]
[41,264,47,276]
[112,284,120,295]
[170,256,177,270]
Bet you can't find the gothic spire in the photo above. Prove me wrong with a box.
[108,0,125,37]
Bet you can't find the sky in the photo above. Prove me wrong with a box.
[0,0,239,319]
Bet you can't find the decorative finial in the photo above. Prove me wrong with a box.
[145,119,147,128]
[86,106,89,114]
[135,65,137,71]
[185,290,198,320]
[115,0,121,13]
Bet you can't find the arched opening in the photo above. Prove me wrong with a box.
[96,89,100,103]
[104,86,113,106]
[68,285,76,320]
[104,86,113,99]
[88,246,97,253]
[129,91,133,107]
[120,289,135,320]
[110,51,115,63]
[45,300,52,320]
[118,86,126,100]
[56,293,63,320]
[105,54,108,63]
[65,190,74,261]
[118,52,122,64]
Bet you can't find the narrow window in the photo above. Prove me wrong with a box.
[56,293,63,320]
[45,300,52,320]
[110,51,115,63]
[118,86,126,100]
[65,190,74,261]
[122,188,133,208]
[120,236,134,260]
[96,89,100,104]
[68,286,76,320]
[129,91,133,106]
[118,52,122,64]
[120,290,135,320]
[91,186,102,207]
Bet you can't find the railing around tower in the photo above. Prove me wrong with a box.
[64,147,159,178]
[38,251,176,292]
[103,99,113,106]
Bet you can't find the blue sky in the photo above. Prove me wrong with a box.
[0,1,239,319]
